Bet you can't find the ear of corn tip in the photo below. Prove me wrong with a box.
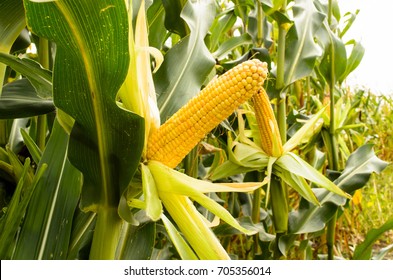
[147,59,269,168]
[252,87,283,157]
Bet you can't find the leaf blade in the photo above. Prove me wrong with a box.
[353,217,393,260]
[155,0,216,120]
[24,0,145,211]
[283,0,325,86]
[12,120,82,259]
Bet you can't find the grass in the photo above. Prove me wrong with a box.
[359,92,393,243]
[333,165,393,259]
[360,165,393,230]
[358,165,393,259]
[330,91,393,259]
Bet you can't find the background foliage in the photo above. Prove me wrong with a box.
[0,0,391,260]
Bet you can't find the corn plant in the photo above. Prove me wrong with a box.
[0,0,389,260]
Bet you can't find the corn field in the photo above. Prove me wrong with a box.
[0,0,392,260]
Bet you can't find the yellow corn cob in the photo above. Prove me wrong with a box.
[252,87,283,157]
[147,59,269,168]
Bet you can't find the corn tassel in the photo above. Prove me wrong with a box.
[252,88,283,157]
[147,59,268,168]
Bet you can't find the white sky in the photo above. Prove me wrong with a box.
[338,0,393,95]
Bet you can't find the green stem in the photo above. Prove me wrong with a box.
[277,95,286,143]
[326,214,336,260]
[0,120,10,146]
[270,177,288,233]
[184,145,198,178]
[326,0,340,260]
[256,1,264,47]
[0,45,10,96]
[272,2,288,260]
[294,80,303,108]
[252,1,267,254]
[251,171,264,223]
[0,63,6,96]
[36,115,47,150]
[328,37,338,170]
[328,67,339,171]
[270,176,288,259]
[89,207,123,259]
[306,77,311,113]
[327,0,333,27]
[234,0,248,33]
[252,188,262,224]
[35,38,50,149]
[273,232,285,259]
[0,161,14,180]
[276,6,288,143]
[276,27,286,82]
[38,38,50,70]
[252,185,262,256]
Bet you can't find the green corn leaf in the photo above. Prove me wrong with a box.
[339,10,359,38]
[147,0,167,49]
[0,146,9,163]
[212,33,253,60]
[148,160,259,236]
[288,144,388,235]
[67,211,96,260]
[337,134,351,159]
[23,0,144,213]
[277,234,297,257]
[5,145,33,183]
[0,158,44,259]
[283,0,325,87]
[116,222,156,260]
[334,144,389,194]
[141,163,162,221]
[159,191,230,260]
[274,165,319,205]
[0,0,25,52]
[227,131,269,169]
[27,0,56,2]
[260,0,291,25]
[0,0,26,93]
[339,40,365,83]
[0,79,55,119]
[233,0,255,24]
[161,214,198,260]
[283,106,325,153]
[0,53,52,99]
[20,128,42,164]
[209,133,269,180]
[162,0,189,37]
[317,23,347,85]
[275,152,350,199]
[12,120,82,259]
[288,191,340,235]
[209,160,257,181]
[214,216,275,240]
[333,97,350,131]
[155,0,216,121]
[208,10,237,52]
[230,142,269,169]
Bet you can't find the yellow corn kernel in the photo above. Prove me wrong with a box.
[147,59,269,168]
[252,87,283,157]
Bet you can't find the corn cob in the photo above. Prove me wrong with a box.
[252,87,283,157]
[147,59,269,168]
